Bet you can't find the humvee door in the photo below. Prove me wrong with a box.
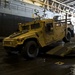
[44,22,54,44]
[54,21,65,41]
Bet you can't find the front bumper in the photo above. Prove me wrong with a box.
[4,45,22,54]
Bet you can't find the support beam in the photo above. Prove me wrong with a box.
[25,0,75,14]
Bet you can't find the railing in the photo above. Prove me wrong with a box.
[0,0,33,13]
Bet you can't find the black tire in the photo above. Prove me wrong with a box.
[68,28,74,37]
[70,30,74,37]
[22,41,39,59]
[63,31,71,43]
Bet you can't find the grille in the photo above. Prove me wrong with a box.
[4,41,12,45]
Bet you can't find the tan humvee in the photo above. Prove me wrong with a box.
[3,18,73,58]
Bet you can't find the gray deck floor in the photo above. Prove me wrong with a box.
[0,37,75,75]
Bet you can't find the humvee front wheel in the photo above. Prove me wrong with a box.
[22,41,39,59]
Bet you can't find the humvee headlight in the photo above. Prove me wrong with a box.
[17,38,24,42]
[56,24,59,26]
[17,39,21,42]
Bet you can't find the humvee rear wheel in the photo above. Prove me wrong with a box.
[63,31,71,43]
[22,41,39,59]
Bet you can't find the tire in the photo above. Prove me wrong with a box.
[22,41,39,59]
[63,31,71,43]
[68,28,74,37]
[70,30,74,37]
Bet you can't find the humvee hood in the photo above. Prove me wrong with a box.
[9,30,28,38]
[8,30,38,39]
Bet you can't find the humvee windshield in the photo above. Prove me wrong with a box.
[22,25,29,31]
[21,23,40,31]
[31,23,40,29]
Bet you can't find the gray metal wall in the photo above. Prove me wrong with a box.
[0,13,33,36]
[0,0,43,18]
[0,0,44,37]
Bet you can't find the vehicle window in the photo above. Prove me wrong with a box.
[45,23,53,33]
[31,23,40,29]
[53,16,61,22]
[22,25,29,31]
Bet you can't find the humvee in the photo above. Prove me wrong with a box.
[3,16,74,58]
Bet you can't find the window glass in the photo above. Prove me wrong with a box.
[45,23,53,33]
[22,25,29,30]
[31,23,40,29]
